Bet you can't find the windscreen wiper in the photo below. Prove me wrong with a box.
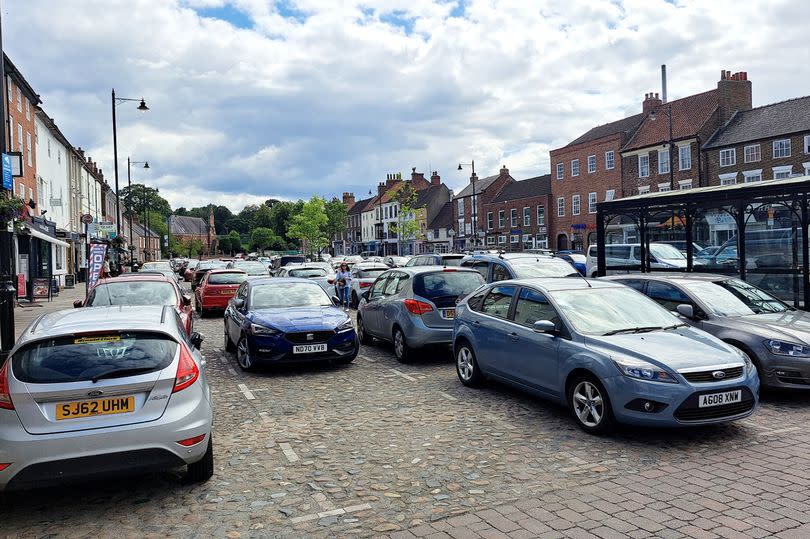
[91,367,156,383]
[603,326,663,336]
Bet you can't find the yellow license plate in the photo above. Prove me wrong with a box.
[220,290,234,295]
[442,308,456,319]
[56,396,135,420]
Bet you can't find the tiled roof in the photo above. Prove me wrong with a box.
[565,114,645,148]
[348,196,373,215]
[168,215,209,235]
[622,89,718,152]
[414,184,444,208]
[454,174,499,199]
[428,201,453,230]
[489,174,551,203]
[702,96,810,149]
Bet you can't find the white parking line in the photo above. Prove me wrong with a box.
[439,392,457,401]
[390,369,416,382]
[237,383,255,400]
[289,503,372,524]
[362,356,377,363]
[228,367,237,376]
[220,357,229,364]
[279,442,300,463]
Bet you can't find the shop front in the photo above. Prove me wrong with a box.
[16,216,69,301]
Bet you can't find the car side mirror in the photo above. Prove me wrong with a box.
[233,298,245,309]
[676,304,695,319]
[533,320,557,334]
[361,291,370,301]
[73,299,83,308]
[182,295,192,306]
[190,332,204,350]
[332,296,341,306]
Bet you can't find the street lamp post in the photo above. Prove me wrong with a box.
[111,89,149,238]
[458,160,477,248]
[650,104,675,191]
[126,158,149,267]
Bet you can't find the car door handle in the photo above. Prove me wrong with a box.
[507,332,518,340]
[472,320,480,325]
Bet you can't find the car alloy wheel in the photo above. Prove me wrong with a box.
[455,343,482,387]
[393,328,409,363]
[351,291,358,309]
[236,335,254,371]
[224,325,235,353]
[357,316,373,345]
[569,376,615,434]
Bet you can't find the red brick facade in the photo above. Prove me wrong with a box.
[704,132,810,186]
[481,176,550,251]
[4,64,40,215]
[453,166,514,249]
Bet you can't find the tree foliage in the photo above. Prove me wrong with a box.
[229,230,242,253]
[287,196,329,255]
[390,182,423,249]
[120,183,172,218]
[324,198,348,241]
[251,227,284,253]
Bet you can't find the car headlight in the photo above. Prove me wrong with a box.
[250,323,280,336]
[337,318,354,332]
[612,357,678,383]
[765,340,810,358]
[730,346,756,374]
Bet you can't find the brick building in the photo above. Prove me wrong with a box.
[168,209,216,256]
[453,166,515,250]
[482,174,551,251]
[5,54,41,212]
[621,70,752,198]
[702,95,810,185]
[549,114,643,251]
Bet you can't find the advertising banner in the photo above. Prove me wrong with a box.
[87,243,108,289]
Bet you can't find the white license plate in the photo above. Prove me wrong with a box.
[698,389,742,408]
[441,308,456,320]
[293,343,328,354]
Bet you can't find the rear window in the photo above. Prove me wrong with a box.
[12,332,178,384]
[359,269,387,278]
[208,272,248,285]
[289,268,328,278]
[441,256,464,266]
[87,281,178,306]
[413,271,485,303]
[511,259,578,278]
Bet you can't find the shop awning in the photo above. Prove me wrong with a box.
[27,228,70,248]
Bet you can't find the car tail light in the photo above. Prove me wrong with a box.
[176,434,206,447]
[0,360,14,410]
[359,281,372,288]
[0,463,11,471]
[173,344,199,393]
[404,299,434,315]
[327,278,335,284]
[442,268,458,272]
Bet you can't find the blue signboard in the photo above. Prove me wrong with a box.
[1,153,12,190]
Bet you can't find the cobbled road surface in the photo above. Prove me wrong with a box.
[3,309,810,538]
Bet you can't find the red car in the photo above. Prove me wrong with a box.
[194,269,247,316]
[74,273,194,335]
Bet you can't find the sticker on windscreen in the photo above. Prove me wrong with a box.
[74,335,122,345]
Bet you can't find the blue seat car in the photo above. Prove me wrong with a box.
[459,252,579,283]
[453,278,760,434]
[224,278,359,371]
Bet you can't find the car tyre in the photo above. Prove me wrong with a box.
[568,374,615,435]
[185,437,214,484]
[455,341,483,387]
[334,341,359,365]
[357,315,373,345]
[224,324,236,353]
[393,327,410,363]
[236,335,256,371]
[351,291,359,309]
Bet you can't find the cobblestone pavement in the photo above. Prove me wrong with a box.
[4,306,810,538]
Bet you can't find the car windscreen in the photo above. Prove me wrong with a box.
[87,281,178,306]
[280,256,305,266]
[358,268,388,278]
[208,272,248,285]
[250,282,332,308]
[199,262,227,270]
[142,261,172,271]
[413,271,485,306]
[681,278,789,316]
[288,268,328,278]
[235,263,268,275]
[650,244,686,260]
[511,259,579,278]
[549,287,679,336]
[12,331,178,384]
[441,256,464,266]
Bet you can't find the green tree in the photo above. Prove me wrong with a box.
[324,198,348,245]
[253,204,274,229]
[287,196,329,256]
[120,183,172,218]
[390,183,423,254]
[228,230,242,254]
[251,227,281,253]
[225,215,249,234]
[218,235,232,254]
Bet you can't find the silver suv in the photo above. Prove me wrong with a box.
[0,305,213,491]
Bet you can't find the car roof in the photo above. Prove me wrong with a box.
[505,277,622,292]
[463,252,554,263]
[394,266,481,275]
[98,273,175,283]
[207,268,247,274]
[601,273,728,283]
[354,263,389,269]
[248,277,325,286]
[17,305,181,347]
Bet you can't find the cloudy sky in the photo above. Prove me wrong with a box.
[4,0,808,212]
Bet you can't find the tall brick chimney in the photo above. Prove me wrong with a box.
[342,192,355,207]
[499,165,510,179]
[377,182,386,198]
[717,69,752,125]
[430,171,441,186]
[642,92,662,114]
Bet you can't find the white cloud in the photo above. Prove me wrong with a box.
[5,0,809,212]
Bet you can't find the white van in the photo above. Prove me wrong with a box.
[586,243,687,277]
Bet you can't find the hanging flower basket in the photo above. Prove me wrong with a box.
[0,195,24,224]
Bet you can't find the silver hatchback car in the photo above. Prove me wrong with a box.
[357,267,485,362]
[0,305,213,491]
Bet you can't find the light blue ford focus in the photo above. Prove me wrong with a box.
[453,278,760,434]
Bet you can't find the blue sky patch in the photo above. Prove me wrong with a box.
[196,4,254,29]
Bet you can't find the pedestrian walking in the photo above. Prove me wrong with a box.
[102,255,111,279]
[335,262,352,311]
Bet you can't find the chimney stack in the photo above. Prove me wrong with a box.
[430,171,441,186]
[642,92,663,114]
[378,182,386,198]
[410,167,426,185]
[499,165,509,178]
[661,64,667,103]
[342,192,355,207]
[717,68,752,125]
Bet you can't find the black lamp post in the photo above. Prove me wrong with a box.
[111,90,149,238]
[126,158,149,267]
[650,104,675,191]
[458,160,477,248]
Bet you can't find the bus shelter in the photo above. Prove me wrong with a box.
[595,175,810,309]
